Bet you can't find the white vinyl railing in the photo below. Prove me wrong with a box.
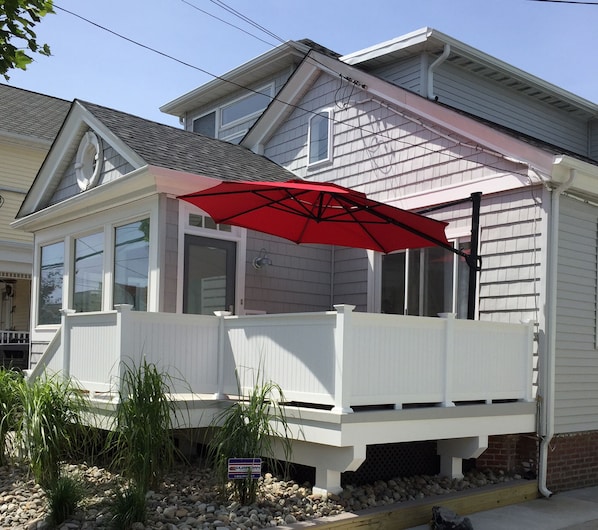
[0,330,29,344]
[34,305,534,411]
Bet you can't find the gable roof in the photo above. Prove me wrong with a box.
[242,49,598,201]
[0,84,70,144]
[160,39,338,117]
[82,101,295,182]
[16,100,298,221]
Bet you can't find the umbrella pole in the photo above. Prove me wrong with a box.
[467,192,482,320]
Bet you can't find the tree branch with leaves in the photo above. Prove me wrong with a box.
[0,0,54,80]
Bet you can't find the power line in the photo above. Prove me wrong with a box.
[52,3,532,182]
[180,0,277,47]
[528,0,598,4]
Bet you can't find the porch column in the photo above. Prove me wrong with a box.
[115,304,133,390]
[213,311,231,400]
[60,309,76,379]
[439,312,456,407]
[332,304,355,414]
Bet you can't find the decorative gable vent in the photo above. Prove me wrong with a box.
[75,131,103,191]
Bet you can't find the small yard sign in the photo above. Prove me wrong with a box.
[228,458,262,480]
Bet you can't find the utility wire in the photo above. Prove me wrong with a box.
[180,0,277,47]
[52,3,533,182]
[528,0,598,4]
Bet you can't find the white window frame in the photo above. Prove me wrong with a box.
[32,197,159,330]
[369,231,472,317]
[177,202,246,315]
[219,84,274,131]
[307,108,333,167]
[190,83,274,141]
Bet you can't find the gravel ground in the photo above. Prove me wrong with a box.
[0,461,522,529]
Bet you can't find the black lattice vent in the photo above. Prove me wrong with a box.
[341,441,440,486]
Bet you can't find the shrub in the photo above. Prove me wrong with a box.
[110,484,147,530]
[45,474,85,527]
[0,368,22,465]
[17,373,87,488]
[110,359,178,492]
[208,374,292,505]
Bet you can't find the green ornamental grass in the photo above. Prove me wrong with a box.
[0,368,22,466]
[17,373,87,489]
[208,374,293,505]
[110,359,178,492]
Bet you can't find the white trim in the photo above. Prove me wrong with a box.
[307,108,334,168]
[176,202,246,315]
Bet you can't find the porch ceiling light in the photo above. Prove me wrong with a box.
[253,248,272,269]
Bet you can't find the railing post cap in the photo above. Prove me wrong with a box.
[333,304,356,313]
[60,309,76,315]
[214,311,232,317]
[114,304,133,312]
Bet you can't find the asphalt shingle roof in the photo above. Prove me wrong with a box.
[0,84,70,142]
[81,101,296,183]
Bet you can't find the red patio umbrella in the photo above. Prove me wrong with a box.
[178,179,451,254]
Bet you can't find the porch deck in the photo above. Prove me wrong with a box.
[28,305,536,493]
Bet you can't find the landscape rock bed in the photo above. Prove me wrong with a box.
[0,462,521,529]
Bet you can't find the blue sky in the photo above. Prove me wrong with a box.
[6,0,598,127]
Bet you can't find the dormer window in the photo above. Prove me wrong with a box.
[308,109,332,166]
[191,84,273,142]
[193,111,216,137]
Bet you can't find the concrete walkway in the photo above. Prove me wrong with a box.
[406,486,598,530]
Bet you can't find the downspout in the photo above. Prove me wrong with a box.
[427,44,451,100]
[539,168,576,498]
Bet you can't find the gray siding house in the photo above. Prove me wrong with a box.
[14,28,598,495]
[162,28,598,494]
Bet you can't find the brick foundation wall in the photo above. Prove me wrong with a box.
[546,431,598,493]
[475,434,538,478]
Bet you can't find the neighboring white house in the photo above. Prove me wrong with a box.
[0,84,69,368]
[12,28,598,495]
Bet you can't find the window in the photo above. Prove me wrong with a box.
[193,111,216,137]
[308,110,332,165]
[38,241,64,325]
[114,219,150,311]
[74,232,104,313]
[221,87,272,127]
[191,84,273,140]
[381,240,470,318]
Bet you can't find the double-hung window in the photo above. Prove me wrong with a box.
[38,241,65,325]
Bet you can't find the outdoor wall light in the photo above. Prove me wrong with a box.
[253,248,272,269]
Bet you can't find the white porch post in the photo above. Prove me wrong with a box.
[213,311,231,399]
[115,304,132,391]
[438,436,488,479]
[439,312,456,407]
[60,309,76,379]
[332,304,355,414]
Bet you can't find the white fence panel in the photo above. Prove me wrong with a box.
[68,312,120,393]
[349,313,446,407]
[224,312,337,405]
[123,310,221,394]
[450,319,533,402]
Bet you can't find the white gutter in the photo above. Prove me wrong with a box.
[427,44,451,100]
[539,168,576,498]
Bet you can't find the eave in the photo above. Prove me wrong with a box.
[159,41,311,117]
[342,27,598,120]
